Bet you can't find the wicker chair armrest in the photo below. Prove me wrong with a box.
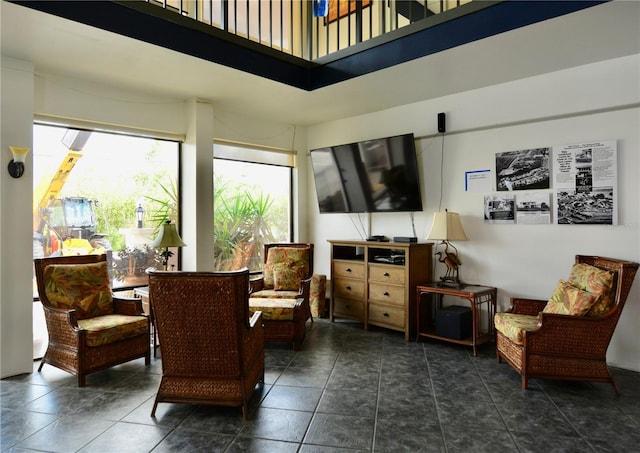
[41,304,83,344]
[508,298,547,316]
[249,310,262,328]
[243,311,264,364]
[525,312,616,355]
[113,296,145,316]
[299,277,312,297]
[250,276,265,293]
[41,304,79,327]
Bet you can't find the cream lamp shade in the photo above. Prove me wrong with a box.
[152,221,186,248]
[8,146,30,178]
[152,220,186,270]
[427,210,467,287]
[426,211,467,241]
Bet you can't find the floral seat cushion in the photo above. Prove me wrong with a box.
[249,298,299,321]
[43,261,114,319]
[494,313,541,345]
[78,314,149,347]
[250,289,300,300]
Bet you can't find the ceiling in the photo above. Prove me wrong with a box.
[1,1,638,126]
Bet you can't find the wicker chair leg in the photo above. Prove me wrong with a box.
[37,359,46,372]
[151,399,159,417]
[242,403,249,421]
[611,378,621,396]
[521,376,528,390]
[78,374,86,387]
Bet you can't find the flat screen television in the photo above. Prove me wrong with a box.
[310,133,423,213]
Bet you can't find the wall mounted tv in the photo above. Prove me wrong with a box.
[310,133,423,213]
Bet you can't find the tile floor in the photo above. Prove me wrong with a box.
[2,319,639,452]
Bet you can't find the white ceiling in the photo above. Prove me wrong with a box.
[1,1,638,126]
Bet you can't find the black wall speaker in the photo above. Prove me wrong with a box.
[437,112,446,133]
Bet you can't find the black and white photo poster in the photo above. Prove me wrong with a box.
[495,148,550,191]
[554,140,617,225]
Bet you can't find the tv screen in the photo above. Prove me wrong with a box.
[310,133,423,213]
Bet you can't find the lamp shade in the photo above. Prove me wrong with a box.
[9,146,30,164]
[426,211,467,241]
[151,221,186,248]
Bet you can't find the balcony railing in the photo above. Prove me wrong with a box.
[147,0,470,60]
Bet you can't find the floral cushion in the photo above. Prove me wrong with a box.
[273,267,300,291]
[263,247,309,289]
[44,262,113,319]
[310,274,327,318]
[78,314,148,347]
[543,280,598,316]
[249,298,299,320]
[251,289,300,300]
[494,313,541,345]
[568,263,615,317]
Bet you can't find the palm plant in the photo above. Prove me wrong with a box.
[213,180,276,271]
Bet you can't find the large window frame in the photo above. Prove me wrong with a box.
[213,141,294,272]
[32,122,181,358]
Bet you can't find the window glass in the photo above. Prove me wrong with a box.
[32,123,180,292]
[213,151,292,272]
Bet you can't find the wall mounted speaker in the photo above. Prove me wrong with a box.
[437,112,446,133]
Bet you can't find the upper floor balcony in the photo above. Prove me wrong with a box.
[9,0,608,91]
[146,0,471,61]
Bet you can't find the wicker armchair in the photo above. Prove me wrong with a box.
[495,255,638,394]
[34,254,151,387]
[149,268,264,420]
[250,243,314,322]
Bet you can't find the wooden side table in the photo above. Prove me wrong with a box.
[416,283,497,356]
[133,286,159,357]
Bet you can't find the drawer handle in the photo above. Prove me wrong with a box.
[383,272,390,277]
[346,286,352,291]
[383,291,389,296]
[383,312,389,317]
[346,268,352,272]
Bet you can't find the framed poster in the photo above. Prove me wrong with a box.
[554,140,617,225]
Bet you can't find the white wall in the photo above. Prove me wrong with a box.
[306,55,640,371]
[1,57,36,378]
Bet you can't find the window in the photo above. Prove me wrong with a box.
[213,142,293,271]
[32,123,180,358]
[33,123,180,290]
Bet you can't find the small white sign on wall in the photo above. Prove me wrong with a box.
[465,169,492,192]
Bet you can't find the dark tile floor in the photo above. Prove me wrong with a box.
[2,319,639,452]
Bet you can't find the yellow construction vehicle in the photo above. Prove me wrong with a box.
[33,130,109,257]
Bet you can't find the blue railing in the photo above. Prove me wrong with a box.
[147,0,469,60]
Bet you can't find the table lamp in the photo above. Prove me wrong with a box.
[426,210,467,287]
[151,220,186,270]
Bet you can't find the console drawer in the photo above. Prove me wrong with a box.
[334,277,365,298]
[368,303,404,330]
[368,264,405,285]
[333,296,364,320]
[368,282,405,305]
[334,260,365,279]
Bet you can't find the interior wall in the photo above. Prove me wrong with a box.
[306,55,640,371]
[0,57,35,378]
